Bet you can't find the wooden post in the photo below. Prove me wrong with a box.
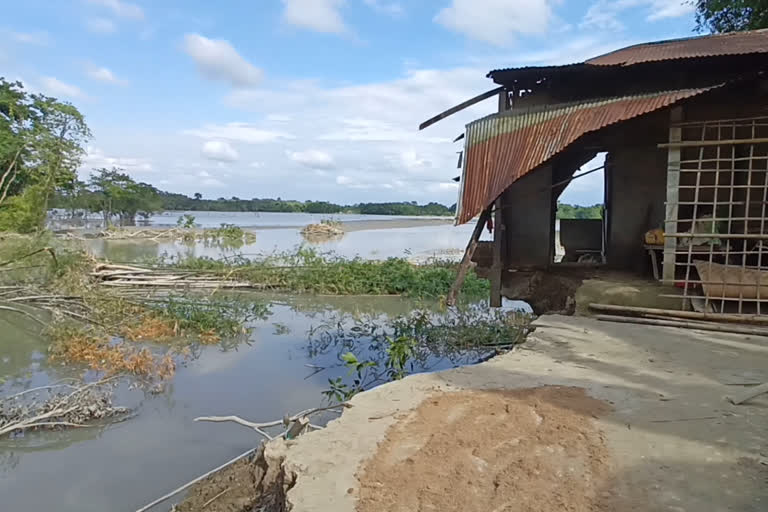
[490,89,511,308]
[447,208,490,306]
[663,106,683,283]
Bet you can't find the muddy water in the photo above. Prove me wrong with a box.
[0,294,488,512]
[85,222,479,262]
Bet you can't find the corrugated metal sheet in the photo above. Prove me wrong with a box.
[456,87,717,225]
[587,29,768,66]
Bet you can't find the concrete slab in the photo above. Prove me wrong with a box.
[282,315,768,511]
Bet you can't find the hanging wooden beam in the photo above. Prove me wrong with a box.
[447,208,491,306]
[419,87,504,131]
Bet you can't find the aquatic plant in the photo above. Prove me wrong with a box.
[163,247,489,299]
[176,214,196,229]
[49,328,177,379]
[316,305,531,401]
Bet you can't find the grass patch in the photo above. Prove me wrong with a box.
[162,247,489,299]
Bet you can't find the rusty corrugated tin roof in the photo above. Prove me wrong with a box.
[587,29,768,66]
[456,87,718,225]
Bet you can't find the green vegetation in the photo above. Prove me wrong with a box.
[165,248,489,299]
[315,306,531,401]
[695,0,768,32]
[0,78,90,232]
[556,202,603,220]
[154,193,456,216]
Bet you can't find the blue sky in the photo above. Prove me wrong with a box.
[2,0,697,205]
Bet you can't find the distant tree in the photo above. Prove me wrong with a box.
[194,192,202,200]
[695,0,768,32]
[88,167,162,226]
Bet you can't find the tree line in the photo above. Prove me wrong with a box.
[51,176,459,220]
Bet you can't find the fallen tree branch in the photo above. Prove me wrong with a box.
[194,402,351,440]
[0,304,49,327]
[193,415,275,440]
[0,376,127,437]
[0,247,57,268]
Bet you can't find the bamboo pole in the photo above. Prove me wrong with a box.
[447,207,490,306]
[594,314,768,336]
[589,303,768,326]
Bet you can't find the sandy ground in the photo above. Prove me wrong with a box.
[282,315,768,512]
[357,387,613,512]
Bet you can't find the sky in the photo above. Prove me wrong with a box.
[2,0,698,206]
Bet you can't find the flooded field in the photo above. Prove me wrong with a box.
[0,293,498,512]
[69,211,477,262]
[0,212,532,511]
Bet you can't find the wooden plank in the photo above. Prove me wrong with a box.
[663,106,683,282]
[594,314,768,336]
[726,383,768,405]
[419,86,504,131]
[446,208,491,306]
[490,198,503,308]
[489,89,511,308]
[589,303,768,326]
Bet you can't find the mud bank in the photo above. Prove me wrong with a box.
[215,314,768,511]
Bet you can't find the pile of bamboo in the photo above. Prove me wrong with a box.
[96,228,194,241]
[589,303,768,336]
[91,263,255,289]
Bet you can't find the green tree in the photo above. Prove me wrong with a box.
[0,78,90,232]
[695,0,768,32]
[88,168,162,226]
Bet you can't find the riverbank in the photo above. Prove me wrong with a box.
[208,315,768,512]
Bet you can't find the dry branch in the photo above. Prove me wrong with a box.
[0,376,128,437]
[194,402,350,440]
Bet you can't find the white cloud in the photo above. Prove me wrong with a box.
[86,0,144,20]
[6,30,50,45]
[582,0,693,30]
[40,77,85,99]
[401,149,432,173]
[201,140,239,162]
[182,34,263,88]
[282,0,348,34]
[184,123,294,143]
[364,0,403,16]
[435,0,553,45]
[288,149,335,169]
[83,146,153,173]
[202,177,225,187]
[86,65,126,84]
[250,161,264,168]
[266,114,293,122]
[85,17,117,34]
[648,0,694,20]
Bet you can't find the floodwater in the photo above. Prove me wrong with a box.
[0,294,491,512]
[78,211,480,262]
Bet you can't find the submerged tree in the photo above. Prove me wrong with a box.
[88,167,162,226]
[695,0,768,32]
